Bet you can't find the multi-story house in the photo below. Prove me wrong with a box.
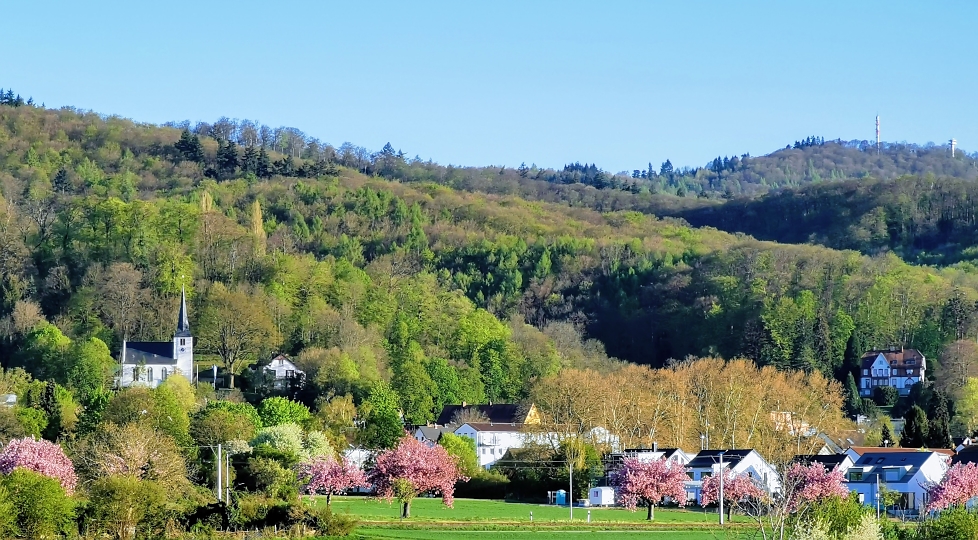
[859,348,926,397]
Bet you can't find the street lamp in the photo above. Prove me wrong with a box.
[700,434,706,451]
[718,451,726,526]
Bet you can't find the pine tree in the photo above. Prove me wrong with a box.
[256,148,273,179]
[52,168,70,194]
[216,140,239,178]
[242,146,259,175]
[928,393,954,449]
[175,129,205,163]
[845,373,861,416]
[901,405,929,448]
[879,424,894,447]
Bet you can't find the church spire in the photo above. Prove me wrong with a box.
[176,285,191,337]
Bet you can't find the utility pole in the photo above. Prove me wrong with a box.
[718,451,726,525]
[216,444,223,502]
[569,463,573,521]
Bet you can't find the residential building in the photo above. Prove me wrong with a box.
[844,450,948,513]
[684,449,780,503]
[414,426,452,447]
[859,348,926,397]
[603,445,691,479]
[453,422,526,468]
[117,287,193,388]
[844,446,953,466]
[257,354,305,390]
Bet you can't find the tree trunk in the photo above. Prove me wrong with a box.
[647,503,654,521]
[727,504,732,522]
[402,501,411,518]
[326,492,331,506]
[229,372,235,389]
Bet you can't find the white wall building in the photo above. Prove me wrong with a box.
[684,449,780,503]
[260,354,305,390]
[859,348,925,397]
[844,451,947,513]
[454,422,526,468]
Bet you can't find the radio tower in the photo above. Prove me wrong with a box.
[951,138,957,157]
[876,116,880,155]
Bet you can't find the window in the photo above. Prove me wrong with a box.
[161,368,168,381]
[907,359,915,365]
[890,378,896,386]
[286,370,295,378]
[481,449,486,455]
[862,369,868,376]
[849,471,864,481]
[279,358,285,366]
[147,367,154,382]
[180,338,186,346]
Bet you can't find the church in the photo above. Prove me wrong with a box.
[116,287,194,388]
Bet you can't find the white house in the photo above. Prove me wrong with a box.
[117,287,193,389]
[794,454,854,476]
[454,422,526,468]
[844,450,948,513]
[859,348,926,397]
[260,354,305,390]
[414,426,452,447]
[684,449,780,504]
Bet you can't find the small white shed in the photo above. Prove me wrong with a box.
[589,486,615,507]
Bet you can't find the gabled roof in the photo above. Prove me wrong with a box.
[846,451,936,483]
[123,342,176,364]
[415,426,451,441]
[456,422,523,433]
[686,449,755,469]
[860,348,924,369]
[952,445,978,466]
[794,454,851,469]
[847,446,953,457]
[436,404,526,426]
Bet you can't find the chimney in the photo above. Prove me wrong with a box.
[653,441,658,452]
[461,401,467,408]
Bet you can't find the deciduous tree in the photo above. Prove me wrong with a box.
[368,435,467,518]
[610,457,688,520]
[296,455,368,505]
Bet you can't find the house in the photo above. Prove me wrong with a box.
[258,354,305,390]
[453,422,527,468]
[603,445,691,478]
[844,450,948,513]
[117,287,193,388]
[794,454,854,475]
[859,348,926,397]
[435,403,540,426]
[684,449,780,504]
[414,426,452,447]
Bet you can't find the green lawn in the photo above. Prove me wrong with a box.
[324,496,745,525]
[355,529,747,540]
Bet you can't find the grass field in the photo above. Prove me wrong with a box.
[325,496,744,524]
[355,529,746,539]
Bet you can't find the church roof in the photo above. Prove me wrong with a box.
[175,286,191,337]
[123,342,177,365]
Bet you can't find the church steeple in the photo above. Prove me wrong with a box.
[176,285,191,337]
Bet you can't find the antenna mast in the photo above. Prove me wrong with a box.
[951,138,957,157]
[876,116,880,155]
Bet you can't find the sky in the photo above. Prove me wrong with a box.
[2,1,976,172]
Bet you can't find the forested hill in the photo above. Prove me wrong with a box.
[4,99,978,423]
[665,176,978,267]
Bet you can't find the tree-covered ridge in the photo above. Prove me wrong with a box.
[662,176,978,267]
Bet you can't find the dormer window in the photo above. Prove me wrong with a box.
[907,359,915,365]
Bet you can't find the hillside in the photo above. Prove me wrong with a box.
[662,176,978,267]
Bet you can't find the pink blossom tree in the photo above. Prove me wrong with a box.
[700,470,765,521]
[297,455,369,505]
[926,463,978,512]
[784,462,849,511]
[367,435,467,518]
[610,457,688,521]
[0,436,77,494]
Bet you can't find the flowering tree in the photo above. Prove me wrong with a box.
[297,455,369,505]
[610,457,688,521]
[701,470,765,521]
[926,463,978,512]
[368,435,467,518]
[784,462,848,511]
[0,437,77,494]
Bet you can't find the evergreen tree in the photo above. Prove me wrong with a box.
[845,373,861,416]
[660,159,674,176]
[51,168,70,194]
[927,393,954,448]
[242,146,259,174]
[174,129,205,163]
[879,423,894,447]
[256,147,273,178]
[900,405,929,448]
[216,140,239,178]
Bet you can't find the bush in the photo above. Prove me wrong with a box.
[454,470,510,499]
[873,386,900,407]
[915,506,978,539]
[85,476,170,540]
[1,468,75,538]
[860,398,882,418]
[229,493,357,536]
[246,456,297,499]
[303,504,358,537]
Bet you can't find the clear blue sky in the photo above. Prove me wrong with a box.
[3,1,975,172]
